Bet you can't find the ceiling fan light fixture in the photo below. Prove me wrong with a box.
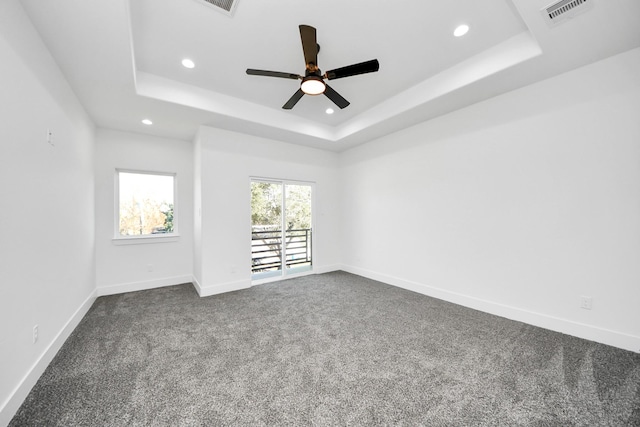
[300,75,326,95]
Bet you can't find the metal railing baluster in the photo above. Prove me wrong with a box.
[251,228,312,273]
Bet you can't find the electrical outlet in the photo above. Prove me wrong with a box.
[580,296,593,310]
[33,325,38,344]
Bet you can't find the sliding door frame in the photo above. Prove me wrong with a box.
[250,177,315,285]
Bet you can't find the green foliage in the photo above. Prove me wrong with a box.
[162,204,174,233]
[251,182,312,230]
[285,185,312,230]
[251,182,282,228]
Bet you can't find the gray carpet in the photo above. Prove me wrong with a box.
[10,271,640,426]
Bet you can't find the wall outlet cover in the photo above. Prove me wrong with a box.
[580,296,593,310]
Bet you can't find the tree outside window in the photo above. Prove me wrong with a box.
[117,171,175,236]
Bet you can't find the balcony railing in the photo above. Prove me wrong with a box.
[251,228,312,273]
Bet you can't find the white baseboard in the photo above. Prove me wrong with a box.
[340,265,640,353]
[192,276,203,295]
[0,290,97,427]
[313,264,342,274]
[193,278,251,297]
[96,275,193,297]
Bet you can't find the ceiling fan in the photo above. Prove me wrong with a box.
[246,25,380,110]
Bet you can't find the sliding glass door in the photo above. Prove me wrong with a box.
[251,179,313,282]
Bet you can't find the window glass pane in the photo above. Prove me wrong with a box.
[285,184,312,273]
[285,184,312,230]
[118,172,175,236]
[251,181,283,275]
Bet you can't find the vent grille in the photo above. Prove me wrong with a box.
[192,0,237,16]
[542,0,592,26]
[203,0,233,12]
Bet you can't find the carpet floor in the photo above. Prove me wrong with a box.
[10,271,640,426]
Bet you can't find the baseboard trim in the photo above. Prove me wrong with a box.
[191,266,341,297]
[194,278,251,297]
[191,276,203,296]
[0,290,97,427]
[96,275,193,297]
[340,265,640,353]
[313,264,342,274]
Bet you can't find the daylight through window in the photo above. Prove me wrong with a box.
[117,171,175,237]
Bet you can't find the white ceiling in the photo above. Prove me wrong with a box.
[20,0,640,151]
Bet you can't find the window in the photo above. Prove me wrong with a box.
[116,170,176,238]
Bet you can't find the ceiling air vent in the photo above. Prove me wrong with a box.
[192,0,238,16]
[541,0,593,26]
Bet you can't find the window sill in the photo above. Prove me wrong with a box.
[112,234,180,245]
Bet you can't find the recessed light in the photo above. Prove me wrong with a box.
[142,119,153,125]
[325,108,334,115]
[454,24,469,37]
[181,58,195,69]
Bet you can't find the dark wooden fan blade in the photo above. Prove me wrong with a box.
[323,84,350,109]
[282,89,305,109]
[325,59,380,80]
[246,69,301,79]
[299,25,318,68]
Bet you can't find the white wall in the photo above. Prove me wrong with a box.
[0,0,96,423]
[194,127,341,295]
[95,129,194,295]
[0,2,638,421]
[339,48,640,352]
[193,135,203,293]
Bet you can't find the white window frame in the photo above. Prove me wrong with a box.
[113,169,179,245]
